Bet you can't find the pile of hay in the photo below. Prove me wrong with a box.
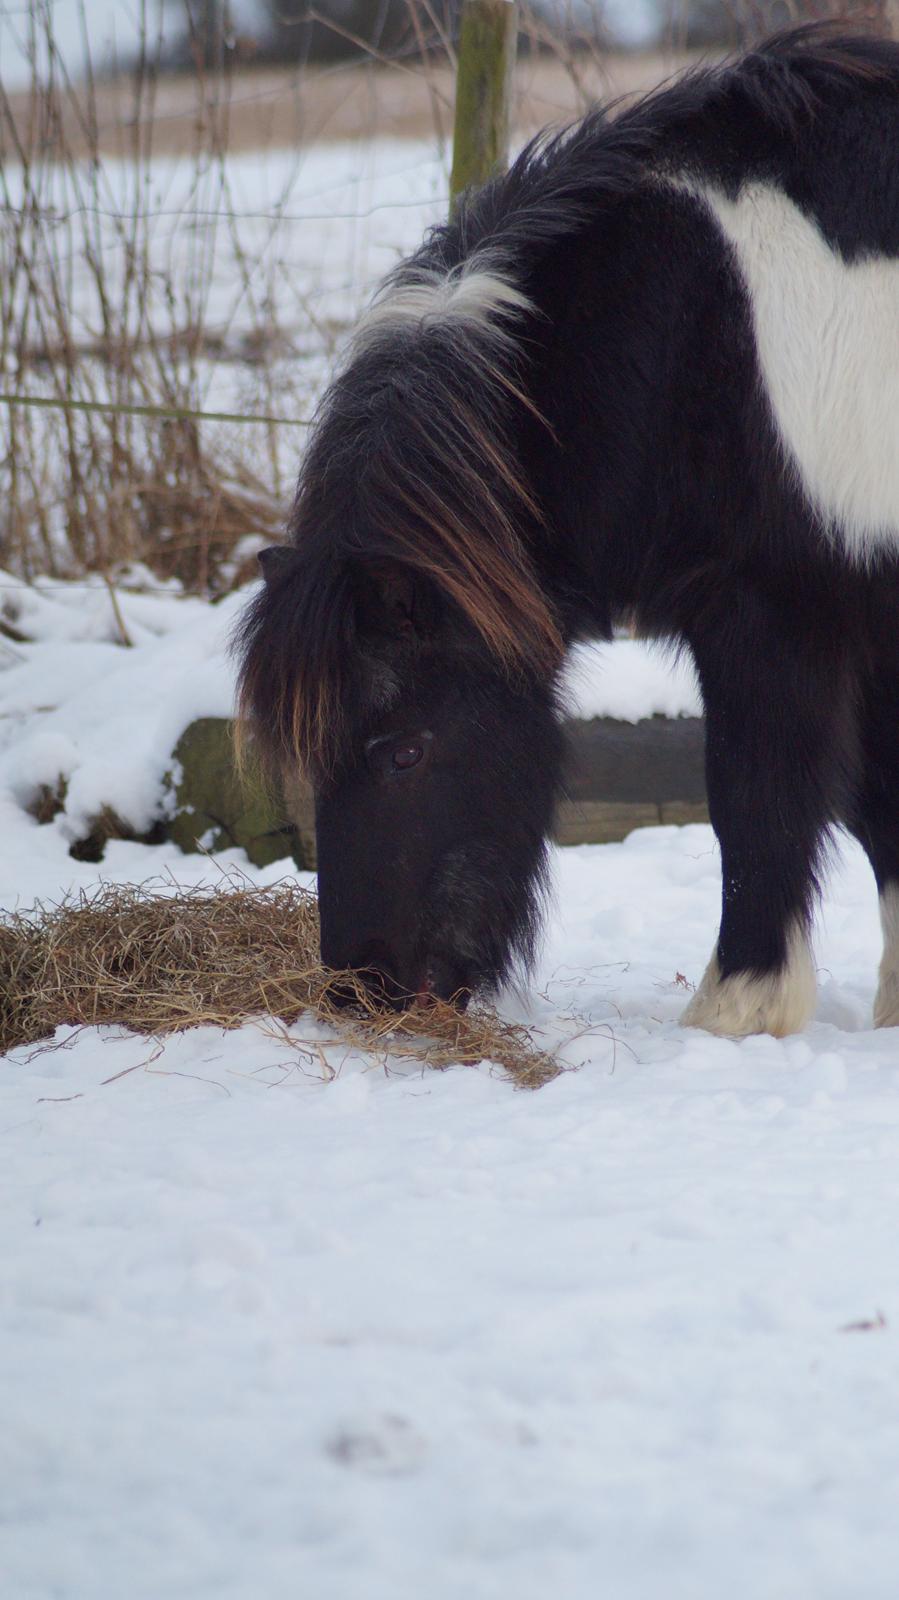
[0,880,562,1089]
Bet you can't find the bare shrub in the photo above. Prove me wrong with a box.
[0,1,308,592]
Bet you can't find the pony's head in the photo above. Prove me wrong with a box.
[241,544,563,1005]
[238,537,559,998]
[236,262,565,1005]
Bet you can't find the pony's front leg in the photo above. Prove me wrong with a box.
[682,914,817,1038]
[681,606,848,1038]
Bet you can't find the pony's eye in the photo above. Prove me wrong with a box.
[392,743,424,772]
[364,730,432,777]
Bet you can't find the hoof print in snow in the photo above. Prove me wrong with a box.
[326,1415,425,1477]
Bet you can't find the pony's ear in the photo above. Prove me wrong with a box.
[257,545,296,584]
[353,561,441,643]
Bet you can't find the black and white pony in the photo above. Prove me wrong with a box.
[238,26,899,1037]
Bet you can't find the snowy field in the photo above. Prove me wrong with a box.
[2,576,899,1599]
[3,102,899,1599]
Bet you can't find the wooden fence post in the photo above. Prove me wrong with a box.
[449,0,518,217]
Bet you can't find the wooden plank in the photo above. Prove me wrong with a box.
[563,716,706,805]
[660,801,709,828]
[554,800,662,847]
[166,714,710,867]
[277,716,710,863]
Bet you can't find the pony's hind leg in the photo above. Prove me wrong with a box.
[846,653,899,1028]
[682,599,852,1038]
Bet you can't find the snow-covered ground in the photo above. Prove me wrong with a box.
[2,576,899,1599]
[3,102,897,1600]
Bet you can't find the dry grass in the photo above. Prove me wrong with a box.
[0,878,564,1090]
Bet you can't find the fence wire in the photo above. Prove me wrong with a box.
[0,391,311,428]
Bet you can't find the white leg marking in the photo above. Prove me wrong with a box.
[681,922,816,1038]
[677,180,899,560]
[874,884,899,1028]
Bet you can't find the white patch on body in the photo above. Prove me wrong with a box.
[874,883,899,1028]
[682,921,816,1038]
[354,261,532,352]
[680,179,899,559]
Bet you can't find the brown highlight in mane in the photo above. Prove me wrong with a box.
[240,267,566,778]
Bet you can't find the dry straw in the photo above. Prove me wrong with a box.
[0,879,562,1089]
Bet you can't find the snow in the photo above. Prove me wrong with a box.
[2,584,899,1597]
[0,576,240,839]
[4,137,449,432]
[566,636,702,721]
[2,106,896,1600]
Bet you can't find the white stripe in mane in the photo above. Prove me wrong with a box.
[354,261,532,353]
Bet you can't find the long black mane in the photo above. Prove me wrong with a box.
[237,24,899,780]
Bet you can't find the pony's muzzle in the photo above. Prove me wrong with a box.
[322,940,473,1013]
[324,940,413,1012]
